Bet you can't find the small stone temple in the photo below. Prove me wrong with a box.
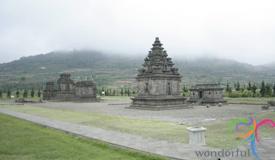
[130,37,186,110]
[188,84,225,104]
[43,73,97,101]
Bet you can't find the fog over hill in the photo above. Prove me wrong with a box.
[0,50,274,90]
[1,1,275,65]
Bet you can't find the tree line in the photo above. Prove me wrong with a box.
[225,81,275,98]
[0,89,42,99]
[1,81,275,99]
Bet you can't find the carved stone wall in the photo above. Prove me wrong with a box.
[189,84,225,104]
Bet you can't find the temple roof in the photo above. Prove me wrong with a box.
[138,37,180,76]
[57,73,74,84]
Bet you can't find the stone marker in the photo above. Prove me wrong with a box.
[187,126,207,145]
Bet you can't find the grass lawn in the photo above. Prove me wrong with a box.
[1,104,274,149]
[0,113,166,160]
[225,97,275,105]
[0,105,188,144]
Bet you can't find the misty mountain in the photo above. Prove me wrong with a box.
[0,50,274,90]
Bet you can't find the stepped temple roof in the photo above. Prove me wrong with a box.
[57,73,74,84]
[138,37,180,76]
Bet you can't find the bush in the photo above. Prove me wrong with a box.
[241,90,253,97]
[228,91,242,98]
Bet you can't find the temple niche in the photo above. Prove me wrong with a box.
[43,73,97,101]
[130,37,187,110]
[188,84,226,104]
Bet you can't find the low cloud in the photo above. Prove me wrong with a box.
[0,0,275,65]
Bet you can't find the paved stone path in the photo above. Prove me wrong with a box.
[257,138,275,160]
[1,108,274,160]
[35,102,262,125]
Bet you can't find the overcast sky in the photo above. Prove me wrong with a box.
[0,0,275,65]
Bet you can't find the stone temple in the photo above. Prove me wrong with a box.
[188,83,226,104]
[130,37,186,110]
[43,73,97,101]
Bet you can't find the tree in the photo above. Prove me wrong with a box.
[265,84,273,97]
[0,90,2,98]
[120,88,124,96]
[273,83,275,97]
[37,89,41,98]
[260,81,266,97]
[241,84,245,92]
[236,81,240,91]
[101,87,105,96]
[252,84,257,97]
[16,89,20,98]
[247,81,252,91]
[109,89,112,96]
[105,89,109,96]
[23,89,28,98]
[127,88,130,96]
[31,89,35,98]
[7,90,11,98]
[226,81,232,93]
[112,90,116,96]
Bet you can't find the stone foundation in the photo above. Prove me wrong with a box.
[130,96,189,110]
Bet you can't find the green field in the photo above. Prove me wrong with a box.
[0,113,166,160]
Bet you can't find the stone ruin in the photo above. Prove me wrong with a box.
[268,101,275,106]
[188,83,226,104]
[130,37,187,110]
[43,73,97,101]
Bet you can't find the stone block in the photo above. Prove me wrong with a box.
[187,126,207,145]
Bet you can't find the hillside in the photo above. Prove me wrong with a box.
[0,50,274,90]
